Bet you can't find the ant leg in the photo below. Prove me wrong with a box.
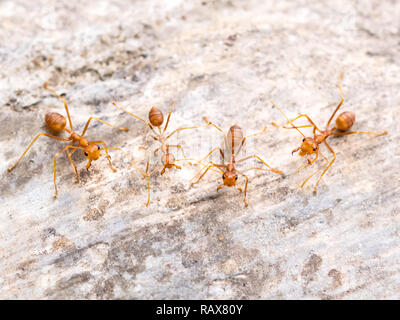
[139,133,158,150]
[111,147,148,177]
[273,114,322,134]
[236,126,268,155]
[112,102,155,131]
[67,143,79,157]
[113,148,151,207]
[326,72,345,129]
[8,133,72,172]
[168,144,192,164]
[138,155,155,207]
[300,152,329,189]
[80,117,128,137]
[197,147,225,164]
[281,124,314,129]
[66,146,80,183]
[145,156,150,176]
[145,164,164,206]
[312,141,336,193]
[86,159,93,171]
[163,101,175,133]
[240,167,278,175]
[297,153,318,172]
[44,82,74,131]
[115,147,152,207]
[65,142,81,181]
[191,163,223,185]
[270,100,324,136]
[165,124,206,140]
[142,156,154,179]
[236,155,282,174]
[270,100,307,138]
[202,117,225,134]
[146,174,151,207]
[176,147,225,169]
[207,162,226,169]
[90,140,117,172]
[87,146,124,170]
[149,165,163,176]
[166,116,225,140]
[195,163,225,176]
[333,130,388,137]
[143,155,163,177]
[63,144,84,181]
[139,156,153,206]
[236,170,249,207]
[240,126,267,145]
[140,156,156,179]
[53,145,75,198]
[297,163,309,173]
[99,146,152,179]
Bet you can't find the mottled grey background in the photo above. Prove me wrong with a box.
[0,0,399,299]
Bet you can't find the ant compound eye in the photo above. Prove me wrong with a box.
[84,152,88,156]
[235,175,238,180]
[313,147,317,151]
[302,138,305,142]
[222,174,226,180]
[97,145,101,150]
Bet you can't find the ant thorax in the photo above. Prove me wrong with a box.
[152,130,169,155]
[314,128,334,145]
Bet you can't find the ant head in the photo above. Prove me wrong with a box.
[83,144,101,161]
[298,137,319,156]
[162,153,175,169]
[149,107,164,127]
[223,165,238,186]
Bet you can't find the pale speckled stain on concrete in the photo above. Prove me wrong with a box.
[0,0,400,299]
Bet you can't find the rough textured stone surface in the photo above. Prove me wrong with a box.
[0,0,399,299]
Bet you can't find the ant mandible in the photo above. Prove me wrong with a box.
[8,83,129,197]
[112,101,213,207]
[191,117,283,206]
[271,72,387,193]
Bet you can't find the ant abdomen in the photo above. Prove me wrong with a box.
[149,107,164,127]
[45,112,66,132]
[335,111,355,131]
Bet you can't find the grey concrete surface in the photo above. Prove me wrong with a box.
[0,0,399,299]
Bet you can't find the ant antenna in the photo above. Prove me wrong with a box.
[270,100,305,138]
[326,72,345,129]
[112,102,154,130]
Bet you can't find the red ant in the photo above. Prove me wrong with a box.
[8,83,128,197]
[271,73,387,193]
[112,101,213,206]
[191,117,282,206]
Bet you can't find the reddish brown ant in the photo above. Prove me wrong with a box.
[271,73,387,193]
[7,83,129,197]
[191,118,282,206]
[112,101,213,207]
